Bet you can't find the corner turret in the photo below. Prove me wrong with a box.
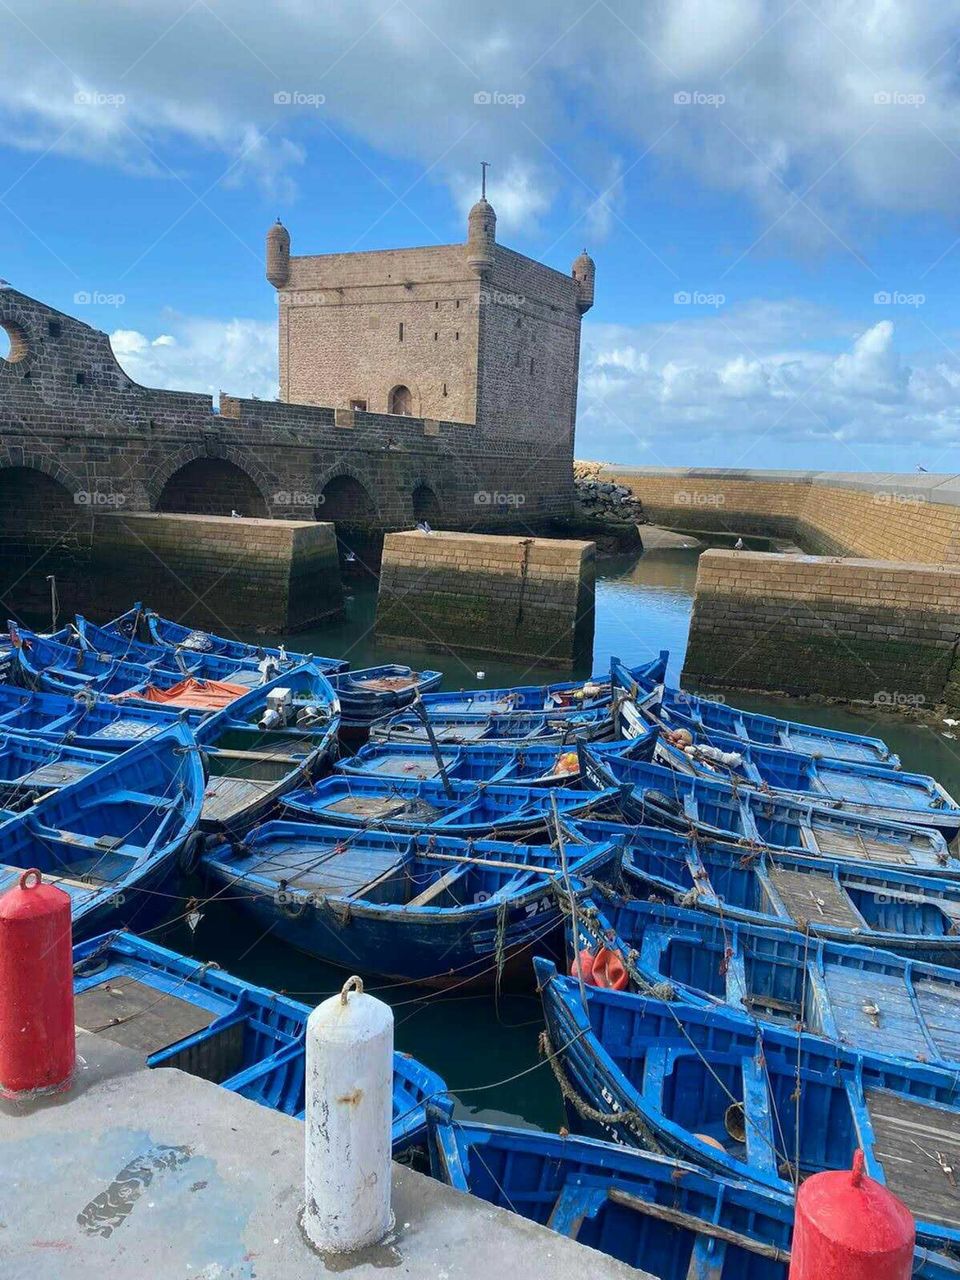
[572,249,595,314]
[266,219,291,289]
[466,198,496,277]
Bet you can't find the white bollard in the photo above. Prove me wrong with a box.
[303,975,394,1254]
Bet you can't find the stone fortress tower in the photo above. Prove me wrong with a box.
[266,174,594,450]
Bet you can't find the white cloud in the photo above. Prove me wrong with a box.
[452,158,553,234]
[3,2,960,241]
[577,300,960,469]
[110,314,277,400]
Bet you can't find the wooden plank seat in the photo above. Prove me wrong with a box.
[248,843,402,898]
[766,867,865,930]
[807,823,917,866]
[75,977,215,1055]
[201,776,276,824]
[0,863,100,891]
[208,747,304,766]
[8,760,100,788]
[407,867,463,907]
[867,1087,960,1230]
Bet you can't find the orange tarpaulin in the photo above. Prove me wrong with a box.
[119,677,249,710]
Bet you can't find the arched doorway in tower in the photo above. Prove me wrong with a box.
[317,474,379,568]
[388,385,412,416]
[412,483,440,526]
[0,466,81,621]
[157,458,268,517]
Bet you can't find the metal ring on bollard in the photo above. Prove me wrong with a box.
[340,974,364,1004]
[18,868,42,891]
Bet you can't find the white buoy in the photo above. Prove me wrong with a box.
[302,975,394,1254]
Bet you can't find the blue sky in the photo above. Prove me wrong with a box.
[3,0,960,473]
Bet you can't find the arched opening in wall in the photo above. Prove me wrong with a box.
[388,385,412,416]
[157,459,268,518]
[412,483,441,526]
[0,467,81,621]
[317,474,380,570]
[0,321,29,364]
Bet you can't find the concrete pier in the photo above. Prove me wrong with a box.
[0,1031,652,1280]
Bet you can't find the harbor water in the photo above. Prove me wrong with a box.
[158,542,960,1133]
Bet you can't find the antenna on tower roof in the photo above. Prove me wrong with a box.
[480,160,489,199]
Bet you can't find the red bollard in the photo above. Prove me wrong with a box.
[789,1150,914,1280]
[0,869,75,1099]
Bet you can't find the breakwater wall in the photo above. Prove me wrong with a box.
[375,530,595,666]
[86,513,343,633]
[683,550,960,708]
[588,465,960,562]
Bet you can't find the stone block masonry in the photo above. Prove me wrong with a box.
[586,465,960,562]
[0,285,580,620]
[375,530,596,668]
[85,513,343,633]
[683,550,960,708]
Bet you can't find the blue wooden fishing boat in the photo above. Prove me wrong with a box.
[9,625,259,705]
[106,602,348,675]
[368,703,615,746]
[571,895,960,1068]
[331,664,443,728]
[427,1113,960,1279]
[282,772,621,837]
[652,728,960,838]
[339,725,657,786]
[11,624,176,695]
[419,653,669,717]
[11,625,266,715]
[564,819,960,965]
[73,930,448,1150]
[0,729,114,809]
[0,683,186,750]
[577,743,954,871]
[0,720,205,938]
[613,655,899,767]
[201,822,620,985]
[535,956,960,1257]
[191,662,340,839]
[74,614,276,684]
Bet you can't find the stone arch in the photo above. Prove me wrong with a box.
[148,444,275,513]
[157,457,269,517]
[317,470,380,566]
[0,465,83,618]
[412,481,441,525]
[388,384,413,416]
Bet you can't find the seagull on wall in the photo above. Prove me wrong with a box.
[734,537,744,550]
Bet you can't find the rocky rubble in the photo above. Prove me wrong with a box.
[573,461,646,525]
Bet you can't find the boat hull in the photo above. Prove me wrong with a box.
[73,930,448,1149]
[535,956,960,1257]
